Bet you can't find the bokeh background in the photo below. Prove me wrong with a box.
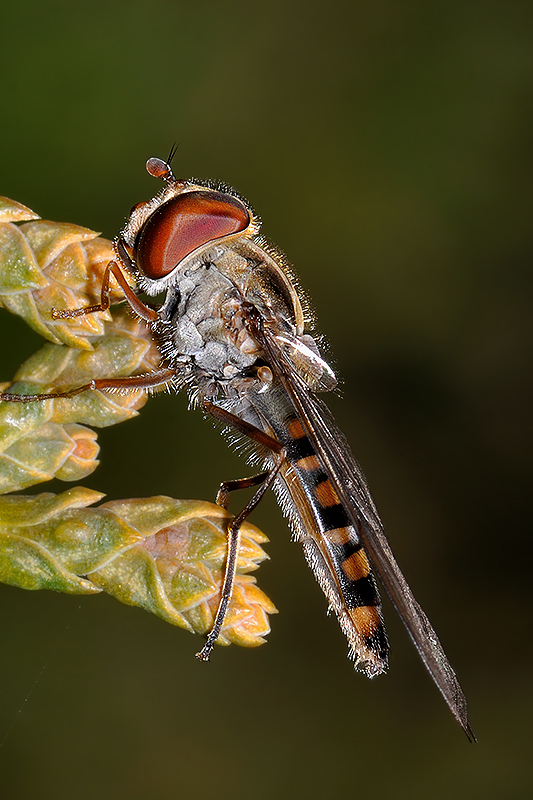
[1,1,532,797]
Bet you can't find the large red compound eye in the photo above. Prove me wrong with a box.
[135,190,250,280]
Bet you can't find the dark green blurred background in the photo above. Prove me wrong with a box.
[1,1,532,797]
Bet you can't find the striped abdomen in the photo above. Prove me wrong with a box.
[271,410,389,677]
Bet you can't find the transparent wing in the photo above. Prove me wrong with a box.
[272,331,337,391]
[260,325,475,741]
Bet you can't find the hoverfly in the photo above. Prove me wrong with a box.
[1,153,474,740]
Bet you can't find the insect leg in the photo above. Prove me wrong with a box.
[195,401,286,662]
[52,258,159,323]
[0,369,177,402]
[215,472,272,511]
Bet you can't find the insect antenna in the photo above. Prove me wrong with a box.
[166,142,179,167]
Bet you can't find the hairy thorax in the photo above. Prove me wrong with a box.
[155,253,268,401]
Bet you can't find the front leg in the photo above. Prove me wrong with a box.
[52,258,159,323]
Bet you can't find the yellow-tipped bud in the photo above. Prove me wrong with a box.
[0,491,276,646]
